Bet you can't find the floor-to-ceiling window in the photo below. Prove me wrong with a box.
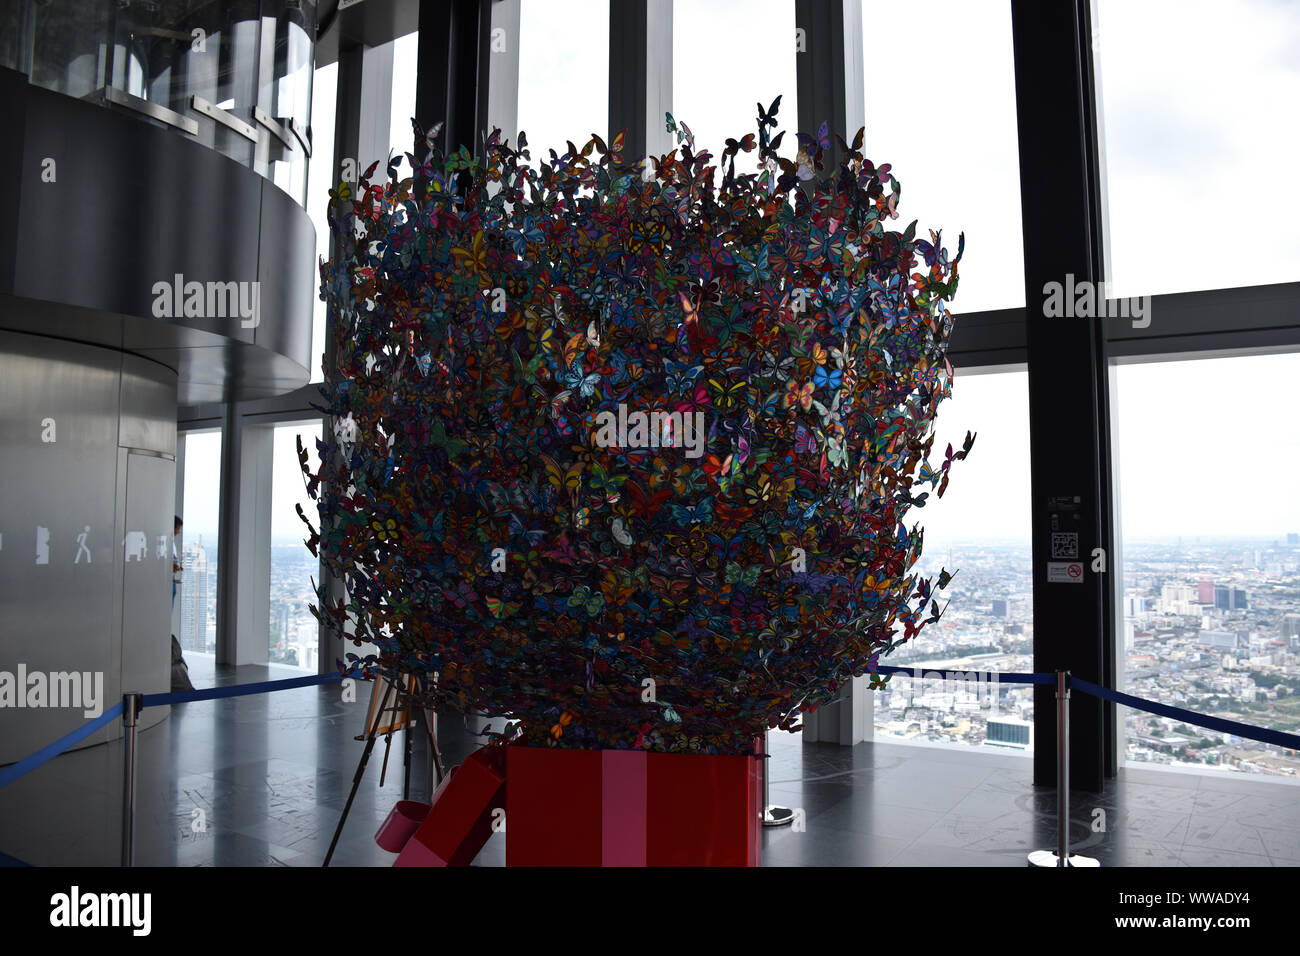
[1093,0,1300,300]
[674,0,797,171]
[179,430,222,659]
[307,58,338,385]
[1114,352,1300,779]
[859,0,1024,315]
[877,367,1035,752]
[268,421,324,672]
[515,0,609,155]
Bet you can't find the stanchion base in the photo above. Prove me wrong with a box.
[1028,850,1100,867]
[763,805,795,828]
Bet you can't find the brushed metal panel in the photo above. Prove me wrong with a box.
[119,451,174,711]
[119,353,178,455]
[14,84,261,341]
[0,331,122,764]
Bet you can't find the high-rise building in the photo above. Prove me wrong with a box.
[1214,586,1248,611]
[1197,630,1241,651]
[1161,583,1196,616]
[991,599,1008,618]
[1197,579,1214,604]
[180,537,210,654]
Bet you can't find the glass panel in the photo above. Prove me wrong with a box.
[1116,353,1300,779]
[25,0,111,98]
[860,0,1024,314]
[515,0,609,156]
[255,2,315,204]
[270,422,323,672]
[179,430,222,660]
[12,2,313,200]
[674,0,798,175]
[877,368,1035,752]
[1094,0,1300,298]
[307,58,337,384]
[390,31,418,161]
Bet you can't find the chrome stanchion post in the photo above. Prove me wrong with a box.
[120,692,142,868]
[761,730,793,827]
[1029,671,1098,867]
[1057,669,1069,866]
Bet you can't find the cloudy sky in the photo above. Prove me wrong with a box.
[184,0,1300,550]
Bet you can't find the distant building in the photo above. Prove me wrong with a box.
[179,537,209,654]
[1197,629,1241,651]
[1214,586,1248,610]
[1161,583,1196,616]
[991,599,1008,618]
[1197,580,1214,604]
[985,717,1032,750]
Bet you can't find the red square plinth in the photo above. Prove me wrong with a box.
[394,746,506,866]
[505,743,761,867]
[646,750,762,866]
[505,746,603,866]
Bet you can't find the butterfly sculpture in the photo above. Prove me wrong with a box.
[309,93,971,755]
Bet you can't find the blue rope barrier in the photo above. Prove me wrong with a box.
[1072,677,1300,752]
[873,664,1057,685]
[140,670,356,708]
[0,701,125,789]
[0,671,363,790]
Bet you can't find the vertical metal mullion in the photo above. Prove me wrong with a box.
[1075,0,1119,779]
[609,0,649,168]
[612,0,674,168]
[1012,0,1110,792]
[318,39,364,675]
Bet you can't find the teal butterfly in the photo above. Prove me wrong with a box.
[670,498,714,525]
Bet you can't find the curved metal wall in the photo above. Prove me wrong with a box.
[0,329,178,765]
[0,65,315,405]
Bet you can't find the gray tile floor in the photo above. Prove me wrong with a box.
[1,659,1296,867]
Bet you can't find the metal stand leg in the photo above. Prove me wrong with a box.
[120,692,142,867]
[323,679,395,867]
[415,673,445,787]
[403,709,413,801]
[1029,670,1099,868]
[761,730,794,828]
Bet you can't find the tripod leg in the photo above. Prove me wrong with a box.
[378,731,394,788]
[403,714,413,800]
[425,707,445,785]
[323,680,395,867]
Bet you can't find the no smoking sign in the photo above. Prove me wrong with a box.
[1047,561,1084,584]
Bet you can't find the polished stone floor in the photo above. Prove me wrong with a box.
[1,659,1296,867]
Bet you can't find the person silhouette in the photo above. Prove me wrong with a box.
[74,525,91,564]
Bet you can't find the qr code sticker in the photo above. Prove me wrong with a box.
[1051,532,1079,560]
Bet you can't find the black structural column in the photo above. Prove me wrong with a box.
[414,0,493,160]
[609,0,653,168]
[794,0,854,161]
[1011,0,1115,792]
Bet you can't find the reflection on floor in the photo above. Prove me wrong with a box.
[1,660,1296,867]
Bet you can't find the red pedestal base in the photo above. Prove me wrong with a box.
[506,744,762,867]
[377,742,762,866]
